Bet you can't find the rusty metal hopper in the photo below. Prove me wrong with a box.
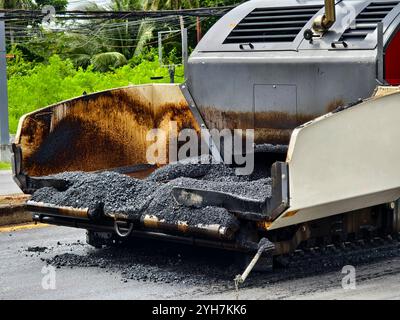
[12,84,199,191]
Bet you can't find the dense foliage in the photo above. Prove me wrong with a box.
[3,0,243,134]
[0,162,11,170]
[1,0,68,10]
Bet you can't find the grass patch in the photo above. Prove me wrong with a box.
[8,55,184,133]
[0,162,11,170]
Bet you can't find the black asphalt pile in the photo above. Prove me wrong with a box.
[26,246,47,252]
[32,171,159,220]
[45,241,241,286]
[147,155,271,183]
[147,155,241,183]
[141,176,270,227]
[31,158,272,229]
[254,143,288,154]
[145,182,237,227]
[170,177,271,200]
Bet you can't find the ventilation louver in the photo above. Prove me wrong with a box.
[223,5,322,44]
[340,1,398,42]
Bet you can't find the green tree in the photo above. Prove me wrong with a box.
[0,0,69,9]
[91,51,128,72]
[35,0,68,11]
[1,0,34,9]
[112,0,143,10]
[142,0,199,10]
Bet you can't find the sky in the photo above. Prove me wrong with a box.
[67,0,112,10]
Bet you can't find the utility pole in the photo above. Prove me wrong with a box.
[0,13,10,162]
[196,17,202,43]
[179,16,188,79]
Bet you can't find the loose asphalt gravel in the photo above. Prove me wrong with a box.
[31,158,272,229]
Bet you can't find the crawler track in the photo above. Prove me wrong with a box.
[242,234,400,287]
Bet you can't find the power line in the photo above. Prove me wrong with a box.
[0,6,235,21]
[3,12,197,39]
[1,6,225,52]
[4,14,210,50]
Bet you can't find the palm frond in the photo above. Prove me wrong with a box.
[91,51,128,72]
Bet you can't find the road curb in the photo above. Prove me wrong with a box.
[0,194,31,226]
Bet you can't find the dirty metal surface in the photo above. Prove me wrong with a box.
[17,86,199,177]
[198,106,318,145]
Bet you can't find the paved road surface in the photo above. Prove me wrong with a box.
[0,171,21,195]
[1,225,400,300]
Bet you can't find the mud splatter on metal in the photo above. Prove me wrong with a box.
[198,106,318,145]
[16,85,200,177]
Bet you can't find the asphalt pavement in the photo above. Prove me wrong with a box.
[0,171,21,195]
[1,225,400,300]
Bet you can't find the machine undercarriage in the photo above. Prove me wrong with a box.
[9,0,400,278]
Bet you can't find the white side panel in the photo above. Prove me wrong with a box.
[269,92,400,230]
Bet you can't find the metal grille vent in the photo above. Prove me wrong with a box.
[223,5,323,44]
[340,1,399,41]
